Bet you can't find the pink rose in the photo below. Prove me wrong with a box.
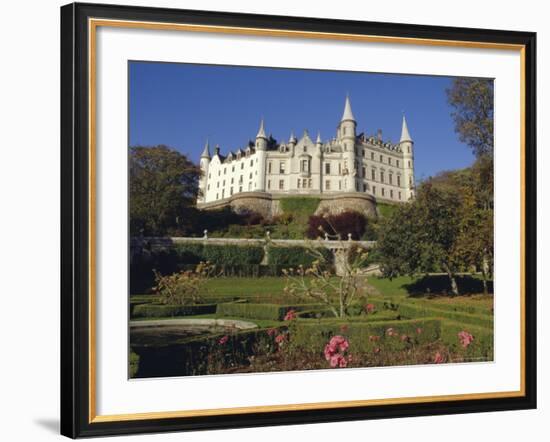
[275,334,286,344]
[267,328,277,337]
[329,354,347,368]
[458,331,474,348]
[433,352,444,364]
[416,327,423,335]
[365,303,376,313]
[218,335,229,345]
[284,309,297,321]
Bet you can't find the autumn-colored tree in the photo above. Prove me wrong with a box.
[130,145,200,236]
[446,78,494,159]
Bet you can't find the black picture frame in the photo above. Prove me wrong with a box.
[61,2,537,438]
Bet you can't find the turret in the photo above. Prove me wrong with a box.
[288,130,297,156]
[255,119,268,191]
[339,95,357,191]
[399,115,415,199]
[198,139,211,202]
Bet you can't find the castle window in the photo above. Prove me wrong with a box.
[371,169,376,181]
[249,173,252,179]
[239,175,243,184]
[268,162,272,173]
[222,189,225,198]
[216,193,219,200]
[241,163,244,170]
[326,180,330,190]
[381,188,385,197]
[302,178,307,188]
[380,171,385,183]
[232,166,235,172]
[388,158,392,166]
[380,155,383,162]
[279,161,286,174]
[218,170,221,176]
[408,161,411,168]
[279,180,284,190]
[297,179,301,189]
[239,186,242,193]
[343,127,347,135]
[390,189,394,199]
[363,183,367,192]
[207,184,210,190]
[208,173,211,179]
[362,166,366,177]
[250,160,253,167]
[301,159,309,173]
[267,180,271,190]
[399,191,402,200]
[396,160,400,167]
[371,152,374,160]
[231,177,234,184]
[217,182,220,188]
[230,187,233,196]
[397,175,401,187]
[308,178,312,188]
[338,163,342,175]
[248,182,252,191]
[362,149,366,158]
[389,173,393,185]
[373,186,376,195]
[339,180,342,190]
[408,146,411,153]
[223,180,225,186]
[304,145,307,153]
[325,163,330,174]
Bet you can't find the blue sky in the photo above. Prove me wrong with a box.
[129,61,477,180]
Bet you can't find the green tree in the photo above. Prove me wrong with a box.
[130,145,199,236]
[378,183,463,295]
[446,78,494,159]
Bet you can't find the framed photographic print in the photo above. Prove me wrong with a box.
[60,2,537,438]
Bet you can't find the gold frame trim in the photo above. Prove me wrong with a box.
[88,18,527,424]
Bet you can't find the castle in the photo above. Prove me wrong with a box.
[197,96,415,219]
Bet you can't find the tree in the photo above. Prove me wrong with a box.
[446,78,494,159]
[378,183,463,295]
[130,145,200,236]
[307,211,368,240]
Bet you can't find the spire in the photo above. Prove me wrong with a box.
[316,131,322,144]
[289,130,297,144]
[400,114,413,143]
[256,118,267,139]
[200,139,211,159]
[341,94,355,122]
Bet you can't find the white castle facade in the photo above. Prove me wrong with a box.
[197,96,415,217]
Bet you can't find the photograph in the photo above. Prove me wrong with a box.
[128,62,495,379]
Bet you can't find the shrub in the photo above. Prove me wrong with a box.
[439,321,493,361]
[396,302,493,328]
[153,262,215,305]
[291,318,441,353]
[216,302,322,321]
[267,246,332,268]
[307,211,367,240]
[132,303,217,318]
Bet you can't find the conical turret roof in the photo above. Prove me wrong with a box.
[341,95,355,122]
[256,118,267,139]
[400,115,413,143]
[200,139,211,159]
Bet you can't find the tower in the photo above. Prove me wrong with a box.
[288,130,297,157]
[199,139,211,202]
[399,115,415,199]
[339,95,357,191]
[255,118,268,192]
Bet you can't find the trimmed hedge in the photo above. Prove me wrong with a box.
[174,243,264,267]
[132,303,217,319]
[408,298,493,317]
[267,246,333,268]
[397,302,493,328]
[216,302,322,321]
[292,318,441,353]
[296,309,399,322]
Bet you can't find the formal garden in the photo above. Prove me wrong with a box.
[129,237,493,378]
